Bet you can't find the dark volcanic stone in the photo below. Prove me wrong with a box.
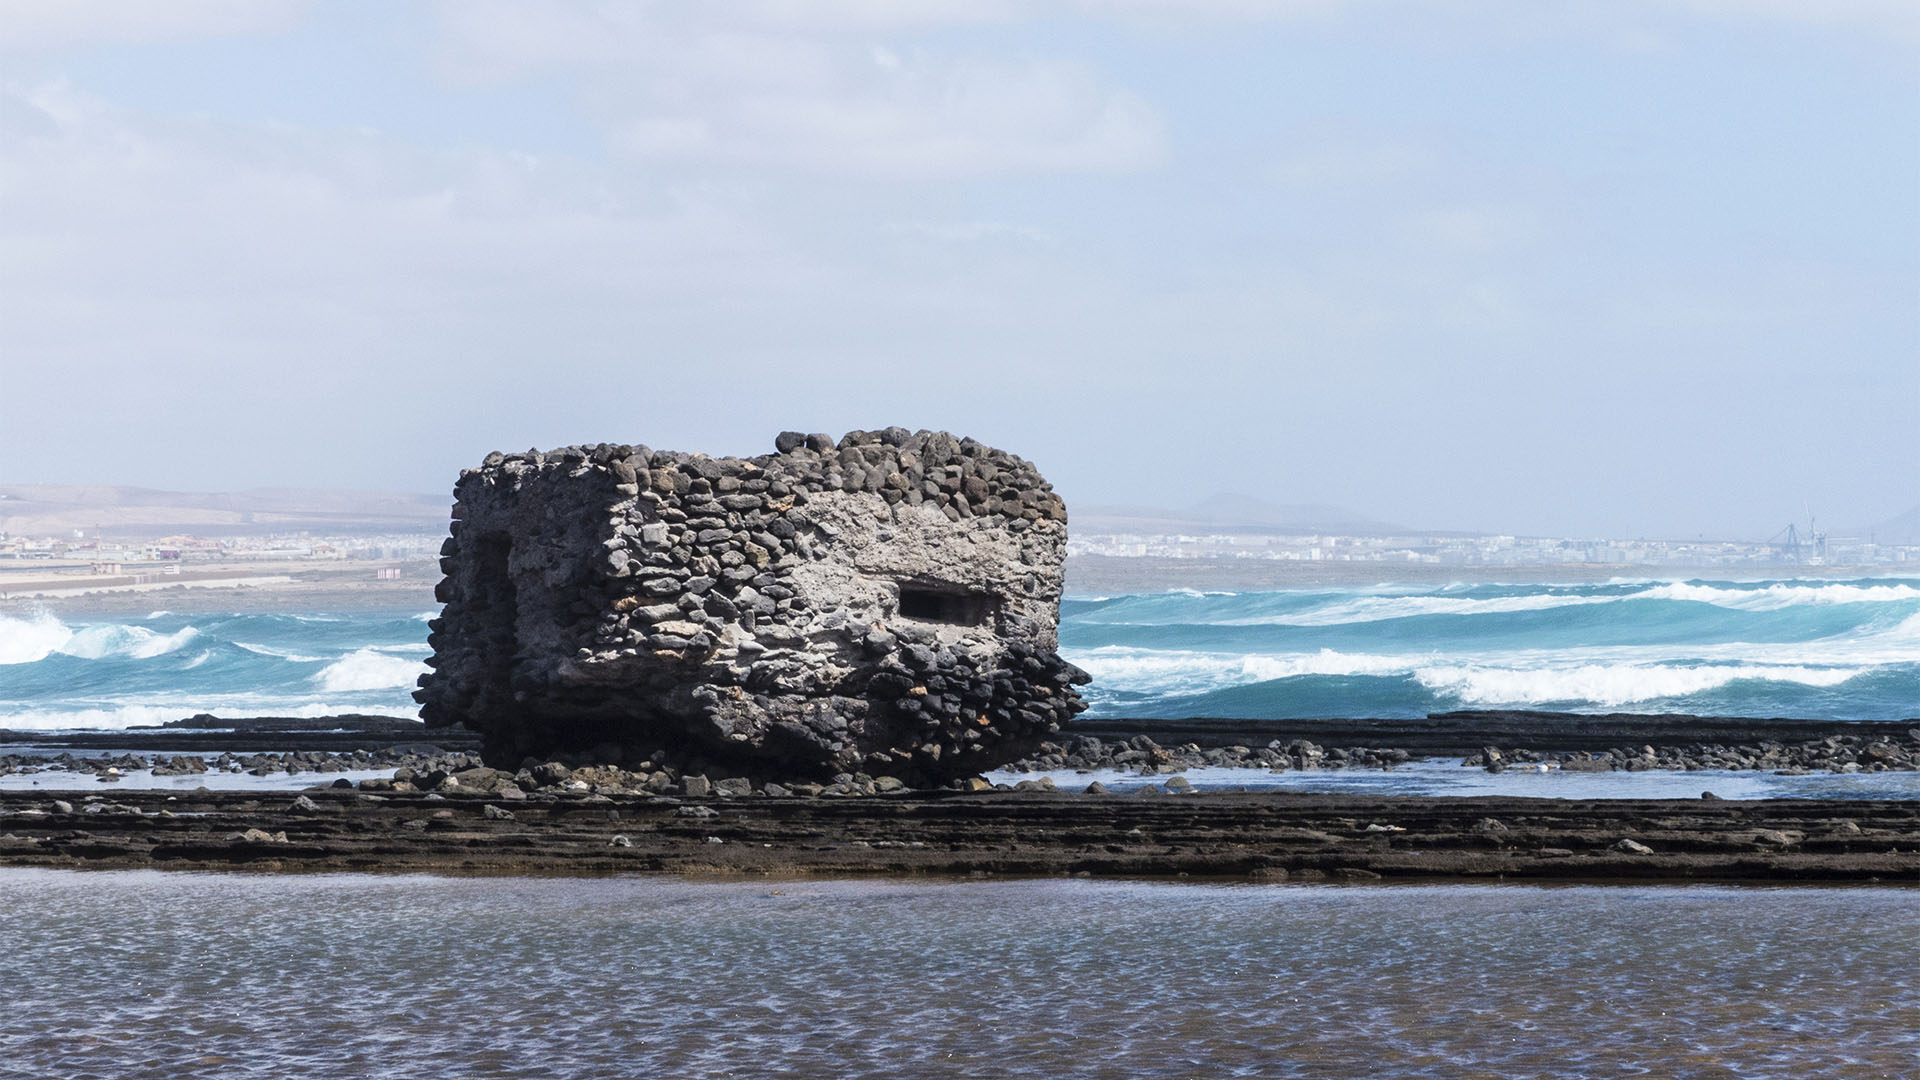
[416,430,1086,784]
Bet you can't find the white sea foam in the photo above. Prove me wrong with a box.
[312,648,426,692]
[0,701,399,732]
[1070,647,1412,696]
[1174,579,1920,628]
[1068,615,1915,705]
[1414,663,1864,708]
[58,624,200,661]
[0,613,72,665]
[1641,581,1920,611]
[233,642,326,663]
[1221,591,1620,627]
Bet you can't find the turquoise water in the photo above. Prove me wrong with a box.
[1,576,1915,730]
[0,608,431,729]
[2,871,1914,1079]
[1064,577,1920,722]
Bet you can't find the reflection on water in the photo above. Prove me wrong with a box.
[990,759,1920,800]
[7,758,1920,797]
[2,872,1914,1079]
[0,767,395,792]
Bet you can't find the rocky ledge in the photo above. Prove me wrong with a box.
[0,788,1912,883]
[1006,726,1920,777]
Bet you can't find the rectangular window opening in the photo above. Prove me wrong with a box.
[898,584,994,626]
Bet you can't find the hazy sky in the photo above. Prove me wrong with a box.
[3,1,1915,540]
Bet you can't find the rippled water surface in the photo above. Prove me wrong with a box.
[3,873,1915,1079]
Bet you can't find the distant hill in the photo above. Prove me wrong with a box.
[1853,503,1920,547]
[0,484,449,538]
[1075,493,1418,537]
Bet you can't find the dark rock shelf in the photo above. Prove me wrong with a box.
[0,787,1913,884]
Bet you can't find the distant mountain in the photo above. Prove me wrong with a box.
[1853,503,1920,547]
[0,484,449,538]
[1075,493,1417,537]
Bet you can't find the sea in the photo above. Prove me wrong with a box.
[2,575,1916,731]
[4,576,1918,1077]
[2,872,1914,1079]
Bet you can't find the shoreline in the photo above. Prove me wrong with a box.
[4,558,1913,619]
[3,712,1915,883]
[6,708,1910,765]
[1062,555,1916,594]
[1,787,1912,883]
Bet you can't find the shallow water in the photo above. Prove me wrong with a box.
[7,758,1918,797]
[0,766,393,792]
[2,872,1913,1079]
[988,759,1920,800]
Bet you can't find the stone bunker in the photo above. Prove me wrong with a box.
[415,428,1088,784]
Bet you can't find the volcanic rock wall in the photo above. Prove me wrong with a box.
[415,428,1088,783]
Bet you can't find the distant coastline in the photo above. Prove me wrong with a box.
[1062,554,1917,595]
[3,554,1914,618]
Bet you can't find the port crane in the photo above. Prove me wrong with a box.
[1770,512,1827,564]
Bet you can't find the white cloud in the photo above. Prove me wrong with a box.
[1415,206,1541,253]
[885,220,1054,245]
[1071,0,1351,21]
[1676,0,1920,41]
[0,0,307,51]
[609,55,1162,177]
[1076,0,1919,40]
[0,81,815,380]
[0,77,1107,483]
[1267,143,1434,188]
[428,3,1162,179]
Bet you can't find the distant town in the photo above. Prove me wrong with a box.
[0,529,445,602]
[0,531,441,569]
[1,522,1912,580]
[1,482,1913,604]
[1067,528,1917,568]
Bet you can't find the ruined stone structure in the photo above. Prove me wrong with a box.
[415,428,1088,783]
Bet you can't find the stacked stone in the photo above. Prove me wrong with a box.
[417,428,1088,785]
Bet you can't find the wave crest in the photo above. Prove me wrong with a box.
[312,648,425,692]
[1642,581,1920,612]
[1070,647,1411,696]
[59,624,200,661]
[0,613,71,665]
[1415,663,1864,708]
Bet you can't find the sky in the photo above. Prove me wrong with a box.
[2,0,1915,541]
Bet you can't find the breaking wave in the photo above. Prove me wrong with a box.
[1062,575,1920,722]
[0,701,365,732]
[6,575,1918,731]
[0,611,428,730]
[311,648,426,692]
[1412,663,1865,709]
[0,614,72,665]
[1218,591,1621,626]
[1639,581,1920,611]
[58,624,201,661]
[1072,647,1411,698]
